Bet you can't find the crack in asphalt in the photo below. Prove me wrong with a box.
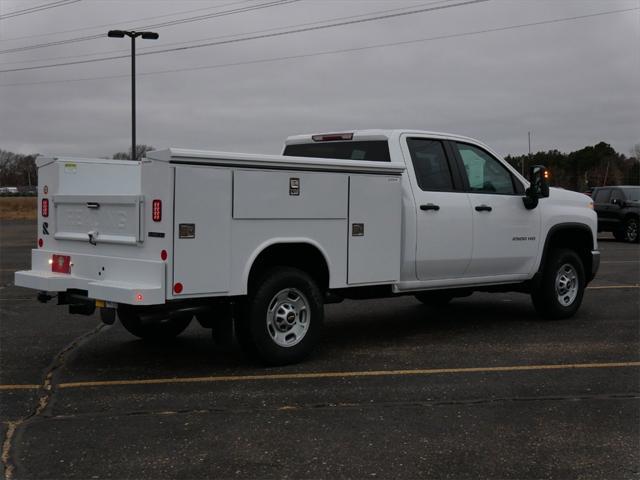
[1,323,107,480]
[33,391,640,423]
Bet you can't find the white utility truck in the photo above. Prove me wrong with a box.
[15,130,600,364]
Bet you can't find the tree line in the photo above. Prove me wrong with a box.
[1,142,638,191]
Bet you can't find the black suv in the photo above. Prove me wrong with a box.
[592,186,640,243]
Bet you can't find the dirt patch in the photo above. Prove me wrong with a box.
[0,197,37,220]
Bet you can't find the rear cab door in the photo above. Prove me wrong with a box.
[400,134,473,281]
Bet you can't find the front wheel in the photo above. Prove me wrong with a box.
[620,217,639,243]
[235,267,324,365]
[531,249,585,320]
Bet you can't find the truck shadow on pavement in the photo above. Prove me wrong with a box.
[66,294,543,375]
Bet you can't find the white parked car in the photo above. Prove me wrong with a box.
[15,130,599,364]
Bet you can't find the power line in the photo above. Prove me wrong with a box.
[1,6,635,88]
[0,0,487,73]
[0,0,299,55]
[0,0,454,67]
[0,0,251,42]
[0,0,81,20]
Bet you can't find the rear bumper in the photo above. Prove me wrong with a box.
[589,250,600,283]
[14,249,165,305]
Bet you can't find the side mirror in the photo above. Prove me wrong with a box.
[522,165,550,210]
[611,198,622,207]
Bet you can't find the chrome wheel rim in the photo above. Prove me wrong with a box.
[555,263,578,307]
[626,219,638,242]
[266,288,310,347]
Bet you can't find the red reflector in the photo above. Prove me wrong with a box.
[173,282,183,294]
[160,249,168,261]
[152,199,162,222]
[136,293,144,302]
[38,238,43,248]
[312,133,353,142]
[41,198,49,217]
[51,254,71,274]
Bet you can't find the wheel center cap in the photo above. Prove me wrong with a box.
[287,312,296,323]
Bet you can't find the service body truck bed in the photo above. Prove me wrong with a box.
[16,130,599,365]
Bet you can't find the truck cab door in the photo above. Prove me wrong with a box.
[451,141,541,278]
[401,136,473,281]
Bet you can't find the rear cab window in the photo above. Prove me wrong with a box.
[283,141,391,162]
[406,138,455,191]
[593,189,611,204]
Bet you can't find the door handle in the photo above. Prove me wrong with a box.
[86,202,100,209]
[420,204,440,211]
[475,204,492,212]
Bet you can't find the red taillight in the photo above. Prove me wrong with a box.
[41,198,49,217]
[173,282,183,294]
[136,293,144,302]
[152,199,162,222]
[311,132,353,142]
[51,254,71,274]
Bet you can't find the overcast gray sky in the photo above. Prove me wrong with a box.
[0,0,638,159]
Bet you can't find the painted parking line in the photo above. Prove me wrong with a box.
[1,361,638,392]
[587,284,640,290]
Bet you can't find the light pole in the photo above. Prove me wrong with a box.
[107,30,159,160]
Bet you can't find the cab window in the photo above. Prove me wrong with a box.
[406,138,454,191]
[593,189,610,203]
[610,189,624,204]
[455,142,516,195]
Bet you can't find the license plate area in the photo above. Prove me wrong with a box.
[52,254,71,274]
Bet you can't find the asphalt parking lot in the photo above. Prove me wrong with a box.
[1,219,639,479]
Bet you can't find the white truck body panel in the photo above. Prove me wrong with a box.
[173,166,232,295]
[15,130,598,310]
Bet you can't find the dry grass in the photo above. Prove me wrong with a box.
[0,197,37,220]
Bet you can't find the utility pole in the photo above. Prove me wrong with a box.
[107,30,159,160]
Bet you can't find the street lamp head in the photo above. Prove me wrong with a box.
[107,30,126,38]
[140,32,159,40]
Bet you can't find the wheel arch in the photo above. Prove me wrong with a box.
[537,223,594,280]
[242,238,331,295]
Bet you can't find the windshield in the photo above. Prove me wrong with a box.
[283,141,391,162]
[623,187,640,201]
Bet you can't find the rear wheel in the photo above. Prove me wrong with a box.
[235,267,323,365]
[118,305,192,340]
[531,249,585,320]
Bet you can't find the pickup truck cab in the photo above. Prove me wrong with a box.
[15,130,600,364]
[592,186,639,243]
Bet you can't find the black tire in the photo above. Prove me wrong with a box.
[621,217,639,243]
[118,305,192,341]
[235,267,324,366]
[531,248,585,320]
[414,291,454,307]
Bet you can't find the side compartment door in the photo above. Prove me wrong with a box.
[401,136,473,281]
[173,166,232,295]
[451,141,541,277]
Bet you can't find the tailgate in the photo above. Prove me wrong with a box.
[53,194,143,245]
